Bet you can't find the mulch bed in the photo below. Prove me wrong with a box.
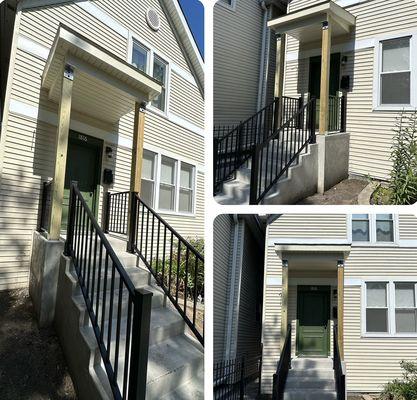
[0,289,77,400]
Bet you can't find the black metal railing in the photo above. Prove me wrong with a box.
[214,124,238,140]
[65,183,152,400]
[38,180,53,233]
[214,357,245,400]
[272,324,292,400]
[104,191,130,235]
[328,94,347,132]
[105,192,204,345]
[249,97,316,204]
[334,326,346,400]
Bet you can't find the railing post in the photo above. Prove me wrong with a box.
[258,344,263,397]
[249,148,260,205]
[341,93,347,133]
[272,373,278,400]
[297,96,303,129]
[213,138,219,192]
[104,191,111,234]
[240,357,245,400]
[236,123,243,170]
[309,98,317,144]
[128,288,153,400]
[64,181,77,256]
[127,192,138,254]
[273,97,280,132]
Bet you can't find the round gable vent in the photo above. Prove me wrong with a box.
[146,8,160,31]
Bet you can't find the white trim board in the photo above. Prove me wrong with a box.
[268,238,350,246]
[8,99,205,170]
[266,277,363,286]
[336,0,369,7]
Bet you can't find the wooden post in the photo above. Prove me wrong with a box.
[337,260,344,360]
[319,18,332,134]
[131,101,147,195]
[49,64,74,240]
[281,259,289,351]
[274,34,286,131]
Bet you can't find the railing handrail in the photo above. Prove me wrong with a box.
[273,324,292,400]
[333,325,346,400]
[133,193,204,262]
[66,185,136,295]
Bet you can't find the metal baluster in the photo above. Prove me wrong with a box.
[113,278,123,383]
[176,240,181,302]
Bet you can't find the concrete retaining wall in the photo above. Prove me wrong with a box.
[29,231,64,327]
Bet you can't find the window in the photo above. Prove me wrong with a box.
[179,162,194,213]
[351,214,396,244]
[366,282,389,333]
[218,0,235,9]
[130,39,169,112]
[352,214,370,242]
[159,156,177,211]
[132,41,149,73]
[152,56,167,112]
[141,150,157,207]
[376,214,394,242]
[395,283,417,333]
[380,37,411,105]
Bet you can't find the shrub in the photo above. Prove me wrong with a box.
[388,111,417,205]
[380,360,417,400]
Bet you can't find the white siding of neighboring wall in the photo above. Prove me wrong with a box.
[0,0,204,290]
[213,0,264,125]
[268,214,348,239]
[213,214,234,362]
[283,0,417,179]
[262,214,417,394]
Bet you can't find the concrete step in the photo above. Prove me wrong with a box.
[288,368,334,379]
[286,377,335,390]
[284,389,337,400]
[159,367,204,399]
[291,358,333,370]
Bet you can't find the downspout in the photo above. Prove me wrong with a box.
[225,214,240,360]
[256,1,268,112]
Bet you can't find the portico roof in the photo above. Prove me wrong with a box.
[42,25,162,124]
[268,0,356,43]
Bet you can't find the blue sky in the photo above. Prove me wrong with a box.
[178,0,204,58]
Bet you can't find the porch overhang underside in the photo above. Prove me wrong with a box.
[275,242,351,270]
[268,0,356,43]
[41,25,162,124]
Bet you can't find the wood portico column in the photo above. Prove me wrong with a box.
[319,18,332,134]
[127,101,147,253]
[337,259,345,360]
[274,33,286,131]
[49,64,74,240]
[280,259,289,351]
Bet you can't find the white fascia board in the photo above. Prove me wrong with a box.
[268,238,351,246]
[336,0,369,7]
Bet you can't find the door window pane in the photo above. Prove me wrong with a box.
[152,56,167,111]
[367,282,387,307]
[376,214,394,242]
[352,214,369,241]
[132,42,149,73]
[366,309,388,332]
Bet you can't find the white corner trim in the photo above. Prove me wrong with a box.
[17,35,50,60]
[266,277,282,286]
[167,111,204,136]
[76,1,129,39]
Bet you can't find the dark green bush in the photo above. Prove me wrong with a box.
[380,360,417,400]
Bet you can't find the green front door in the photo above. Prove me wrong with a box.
[297,286,330,357]
[62,131,103,230]
[309,53,341,128]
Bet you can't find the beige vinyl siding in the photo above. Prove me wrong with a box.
[214,0,264,125]
[398,214,417,241]
[0,0,204,289]
[268,214,347,239]
[169,71,204,129]
[282,0,417,179]
[213,214,234,362]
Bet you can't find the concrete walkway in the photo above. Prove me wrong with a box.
[297,179,368,205]
[0,289,76,399]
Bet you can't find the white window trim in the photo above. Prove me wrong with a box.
[217,0,236,11]
[373,33,417,111]
[128,33,171,116]
[144,148,197,217]
[349,214,399,246]
[362,279,417,338]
